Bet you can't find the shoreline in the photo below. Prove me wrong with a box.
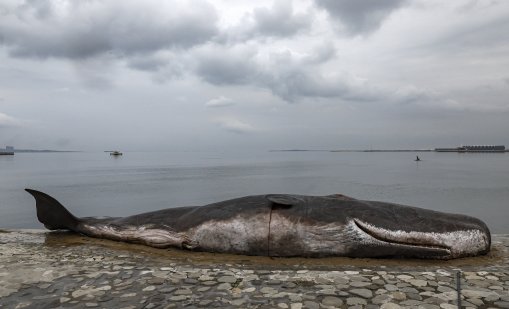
[271,149,509,153]
[1,230,508,308]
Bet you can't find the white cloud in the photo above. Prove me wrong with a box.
[214,117,256,134]
[205,96,235,108]
[216,0,314,43]
[247,0,313,38]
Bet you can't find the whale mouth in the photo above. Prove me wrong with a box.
[353,219,451,258]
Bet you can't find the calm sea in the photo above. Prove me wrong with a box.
[1,151,508,233]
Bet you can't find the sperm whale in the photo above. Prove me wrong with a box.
[25,189,491,259]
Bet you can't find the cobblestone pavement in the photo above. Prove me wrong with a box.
[0,230,508,309]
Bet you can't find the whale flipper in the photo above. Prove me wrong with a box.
[25,189,80,231]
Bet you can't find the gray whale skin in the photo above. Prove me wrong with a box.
[25,189,491,259]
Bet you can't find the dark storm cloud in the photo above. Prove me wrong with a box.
[128,58,168,72]
[304,42,337,65]
[265,67,366,102]
[126,53,185,81]
[195,47,258,85]
[0,0,219,59]
[194,46,379,102]
[315,0,406,35]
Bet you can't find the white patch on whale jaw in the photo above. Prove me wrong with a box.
[352,219,490,259]
[78,223,196,249]
[268,214,489,259]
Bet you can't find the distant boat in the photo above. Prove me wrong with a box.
[0,151,14,155]
[110,151,123,156]
[415,156,421,161]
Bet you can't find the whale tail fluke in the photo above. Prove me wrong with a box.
[25,189,80,231]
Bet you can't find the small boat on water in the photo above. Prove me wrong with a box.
[110,151,123,156]
[0,152,14,155]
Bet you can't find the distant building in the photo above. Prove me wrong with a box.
[435,145,506,153]
[1,146,14,155]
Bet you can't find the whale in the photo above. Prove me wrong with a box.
[25,189,491,259]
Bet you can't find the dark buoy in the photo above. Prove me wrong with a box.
[415,155,421,162]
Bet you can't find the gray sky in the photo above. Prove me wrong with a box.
[1,0,508,151]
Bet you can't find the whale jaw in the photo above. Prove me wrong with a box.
[352,219,490,259]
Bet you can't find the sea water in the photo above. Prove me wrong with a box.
[1,151,508,233]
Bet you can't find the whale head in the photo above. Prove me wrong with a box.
[267,195,491,259]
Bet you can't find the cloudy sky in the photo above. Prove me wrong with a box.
[1,0,508,151]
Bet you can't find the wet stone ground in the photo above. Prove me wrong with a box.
[0,230,508,309]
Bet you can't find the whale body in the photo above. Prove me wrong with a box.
[25,189,491,259]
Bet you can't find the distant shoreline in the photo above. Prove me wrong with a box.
[271,149,508,153]
[2,149,80,153]
[271,149,433,152]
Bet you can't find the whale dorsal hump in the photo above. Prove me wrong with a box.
[266,194,302,209]
[327,194,357,201]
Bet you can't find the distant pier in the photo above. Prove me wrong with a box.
[272,145,508,153]
[435,145,506,153]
